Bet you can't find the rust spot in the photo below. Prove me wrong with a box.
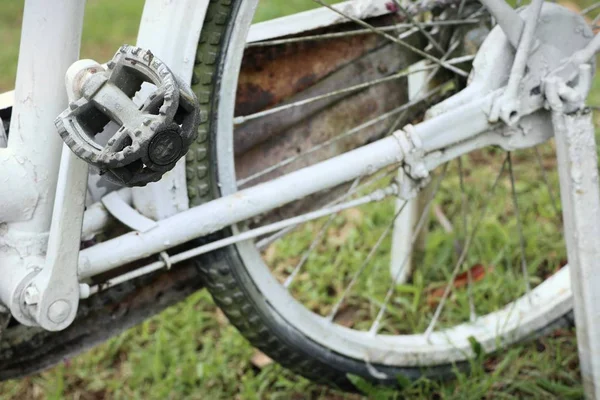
[235,83,276,116]
[235,15,401,117]
[293,73,318,93]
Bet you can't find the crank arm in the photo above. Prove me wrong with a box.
[20,148,88,330]
[14,62,94,330]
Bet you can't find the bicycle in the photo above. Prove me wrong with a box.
[1,0,599,395]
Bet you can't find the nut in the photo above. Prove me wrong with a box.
[23,285,40,305]
[47,300,72,324]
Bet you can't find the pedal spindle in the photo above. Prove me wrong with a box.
[55,45,200,187]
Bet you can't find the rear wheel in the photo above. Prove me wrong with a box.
[194,0,589,387]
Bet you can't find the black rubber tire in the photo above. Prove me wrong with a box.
[0,0,575,387]
[188,0,575,389]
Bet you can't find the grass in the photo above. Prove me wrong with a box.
[0,0,599,399]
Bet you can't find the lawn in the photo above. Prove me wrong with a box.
[0,0,599,399]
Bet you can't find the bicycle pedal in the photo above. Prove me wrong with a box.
[55,45,200,187]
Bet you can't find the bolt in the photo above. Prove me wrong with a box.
[23,285,40,305]
[47,300,72,324]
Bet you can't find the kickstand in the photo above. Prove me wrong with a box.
[553,108,600,398]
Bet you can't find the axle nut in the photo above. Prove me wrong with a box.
[47,300,72,324]
[23,285,40,306]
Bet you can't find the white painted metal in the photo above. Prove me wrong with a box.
[3,0,85,231]
[102,190,157,232]
[0,0,395,227]
[81,202,111,241]
[87,185,399,294]
[78,134,408,278]
[0,151,39,223]
[0,0,86,323]
[554,109,600,398]
[477,0,523,48]
[390,171,418,283]
[0,1,590,370]
[81,189,132,240]
[131,0,392,221]
[131,0,210,220]
[24,146,89,330]
[247,0,391,43]
[45,0,575,365]
[488,0,544,125]
[209,0,579,369]
[72,86,554,286]
[390,60,428,283]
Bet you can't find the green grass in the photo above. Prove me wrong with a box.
[0,0,340,92]
[0,0,599,399]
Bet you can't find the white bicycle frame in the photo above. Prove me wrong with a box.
[1,0,600,396]
[0,0,398,326]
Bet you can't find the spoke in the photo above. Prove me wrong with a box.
[533,146,560,217]
[312,0,469,77]
[423,156,509,338]
[457,0,468,16]
[234,55,473,124]
[349,40,466,323]
[327,200,409,322]
[250,37,468,243]
[284,177,362,288]
[237,85,445,187]
[256,168,398,249]
[87,183,401,296]
[382,35,463,137]
[284,214,335,288]
[240,4,474,186]
[368,164,450,335]
[582,2,600,15]
[508,152,531,296]
[392,0,445,55]
[246,19,484,48]
[458,157,476,322]
[190,186,400,262]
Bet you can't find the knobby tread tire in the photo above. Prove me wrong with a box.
[189,0,577,389]
[0,0,576,388]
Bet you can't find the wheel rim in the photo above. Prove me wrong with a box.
[213,0,590,368]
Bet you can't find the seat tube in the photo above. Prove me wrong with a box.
[7,0,86,233]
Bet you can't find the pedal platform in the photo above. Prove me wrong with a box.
[55,45,200,187]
